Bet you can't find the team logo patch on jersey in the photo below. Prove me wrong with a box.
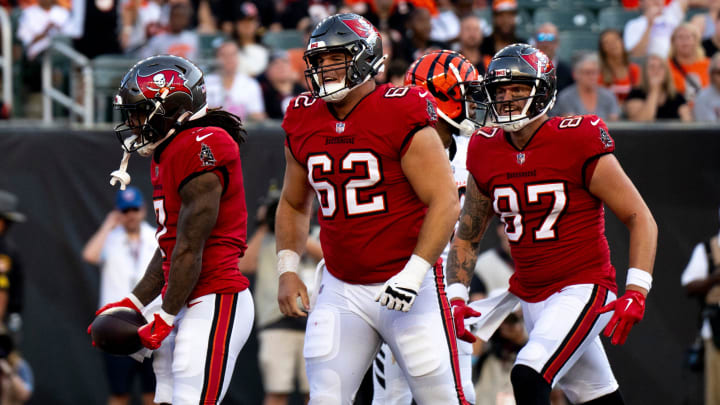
[335,122,345,133]
[426,99,438,122]
[599,127,613,149]
[517,152,526,165]
[199,143,216,167]
[136,69,192,100]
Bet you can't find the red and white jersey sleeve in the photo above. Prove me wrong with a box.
[150,126,249,300]
[466,115,617,302]
[282,84,439,284]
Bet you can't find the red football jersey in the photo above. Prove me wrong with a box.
[282,84,439,284]
[466,115,617,302]
[150,126,249,301]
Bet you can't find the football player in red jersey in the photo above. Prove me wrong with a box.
[446,43,658,405]
[88,55,254,404]
[372,50,482,405]
[276,14,470,405]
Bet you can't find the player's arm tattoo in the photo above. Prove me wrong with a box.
[163,172,223,315]
[132,248,165,305]
[446,176,494,287]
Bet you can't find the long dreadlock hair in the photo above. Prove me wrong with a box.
[179,108,248,146]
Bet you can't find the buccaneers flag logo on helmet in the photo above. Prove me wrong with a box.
[136,69,192,100]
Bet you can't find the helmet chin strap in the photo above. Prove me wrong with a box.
[437,109,476,137]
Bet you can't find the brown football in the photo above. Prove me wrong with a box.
[91,307,147,355]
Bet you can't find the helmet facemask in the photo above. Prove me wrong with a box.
[481,78,555,132]
[304,43,386,103]
[442,63,483,136]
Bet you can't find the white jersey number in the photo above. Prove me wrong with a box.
[153,198,168,258]
[307,151,386,218]
[493,182,567,242]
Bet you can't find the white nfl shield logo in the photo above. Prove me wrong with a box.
[517,152,525,165]
[335,122,345,133]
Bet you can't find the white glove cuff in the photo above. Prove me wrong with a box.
[157,309,175,326]
[446,283,469,302]
[626,267,652,292]
[277,249,301,276]
[403,254,432,281]
[127,293,144,311]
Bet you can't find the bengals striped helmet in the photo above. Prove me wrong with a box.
[404,50,481,136]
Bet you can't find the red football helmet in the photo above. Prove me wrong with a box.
[404,50,480,136]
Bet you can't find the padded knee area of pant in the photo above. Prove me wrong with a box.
[304,308,337,359]
[308,368,342,405]
[511,365,551,405]
[394,325,443,377]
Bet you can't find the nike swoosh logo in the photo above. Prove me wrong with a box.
[419,91,429,98]
[623,298,633,311]
[196,133,213,141]
[187,300,202,308]
[590,118,601,126]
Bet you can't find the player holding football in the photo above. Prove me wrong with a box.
[88,55,254,404]
[276,14,469,405]
[446,43,658,405]
[372,50,482,405]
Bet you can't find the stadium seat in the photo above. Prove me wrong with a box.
[92,55,137,122]
[556,31,600,65]
[554,0,615,11]
[517,0,551,10]
[262,30,305,51]
[198,34,226,60]
[533,7,597,31]
[597,7,640,31]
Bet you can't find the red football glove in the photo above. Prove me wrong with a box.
[597,290,646,345]
[451,299,482,343]
[138,312,175,350]
[87,296,142,335]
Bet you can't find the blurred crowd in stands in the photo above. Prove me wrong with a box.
[2,0,720,122]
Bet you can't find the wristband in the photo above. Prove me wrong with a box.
[157,309,176,326]
[127,293,144,311]
[447,282,469,302]
[404,254,432,279]
[277,249,301,276]
[626,267,652,292]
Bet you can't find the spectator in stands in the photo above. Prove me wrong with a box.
[623,0,688,58]
[681,205,720,405]
[693,53,720,120]
[139,2,198,61]
[395,6,447,64]
[551,53,621,121]
[258,55,304,119]
[0,331,33,405]
[119,0,163,53]
[82,187,157,405]
[626,53,693,121]
[374,30,395,84]
[69,0,122,59]
[691,0,720,40]
[354,0,413,34]
[480,0,525,68]
[702,10,720,58]
[0,191,24,337]
[239,187,321,405]
[532,23,573,92]
[387,58,410,86]
[598,29,642,106]
[669,23,711,103]
[205,40,266,122]
[16,0,70,61]
[235,2,269,77]
[430,0,461,45]
[455,14,487,74]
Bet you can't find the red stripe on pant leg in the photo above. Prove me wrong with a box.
[201,294,234,403]
[434,263,470,405]
[541,286,608,383]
